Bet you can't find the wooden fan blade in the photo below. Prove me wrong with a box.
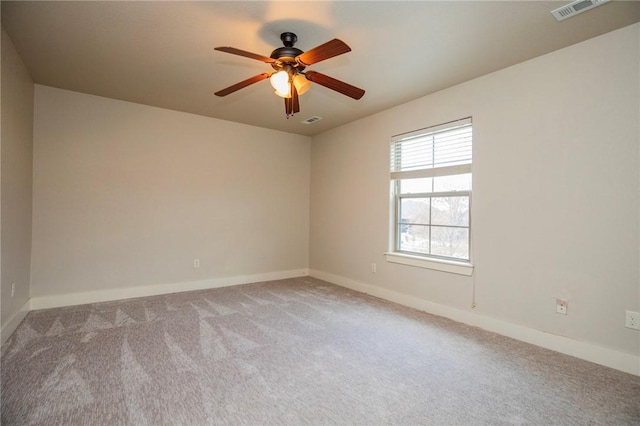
[291,81,300,113]
[214,73,270,97]
[305,71,365,100]
[284,96,292,116]
[283,81,299,116]
[296,39,351,66]
[214,47,275,63]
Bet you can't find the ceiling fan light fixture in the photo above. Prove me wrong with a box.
[293,74,311,95]
[270,70,290,97]
[214,32,365,116]
[274,89,291,98]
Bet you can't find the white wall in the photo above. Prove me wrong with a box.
[31,86,310,298]
[1,27,33,329]
[310,24,640,363]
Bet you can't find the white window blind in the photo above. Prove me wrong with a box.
[390,117,472,180]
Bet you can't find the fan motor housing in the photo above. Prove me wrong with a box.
[270,32,305,70]
[270,46,303,61]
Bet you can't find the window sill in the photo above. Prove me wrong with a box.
[384,252,474,276]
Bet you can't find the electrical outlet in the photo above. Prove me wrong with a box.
[625,310,640,330]
[556,298,567,315]
[193,259,200,269]
[371,263,377,273]
[11,282,15,298]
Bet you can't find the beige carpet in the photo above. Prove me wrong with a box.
[1,277,639,425]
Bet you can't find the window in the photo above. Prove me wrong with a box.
[388,117,472,272]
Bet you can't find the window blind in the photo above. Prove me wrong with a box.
[390,117,472,180]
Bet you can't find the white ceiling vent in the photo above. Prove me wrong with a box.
[301,116,322,125]
[551,0,609,21]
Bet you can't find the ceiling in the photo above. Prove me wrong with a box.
[3,1,639,137]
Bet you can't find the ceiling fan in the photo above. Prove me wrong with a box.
[214,32,365,118]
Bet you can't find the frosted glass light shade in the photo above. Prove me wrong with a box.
[270,71,290,98]
[274,90,290,98]
[293,74,311,95]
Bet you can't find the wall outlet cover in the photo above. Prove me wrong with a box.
[556,298,568,315]
[625,310,640,330]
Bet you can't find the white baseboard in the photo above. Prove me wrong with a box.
[309,269,640,377]
[30,268,309,311]
[1,299,31,346]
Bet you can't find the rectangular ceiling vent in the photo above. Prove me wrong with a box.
[301,116,322,125]
[551,0,609,21]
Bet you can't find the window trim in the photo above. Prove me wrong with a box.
[384,251,474,276]
[388,117,473,274]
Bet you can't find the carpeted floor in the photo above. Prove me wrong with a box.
[1,277,639,425]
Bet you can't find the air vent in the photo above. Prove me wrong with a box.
[301,116,322,125]
[551,0,609,21]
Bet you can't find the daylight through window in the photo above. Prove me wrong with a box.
[390,117,472,262]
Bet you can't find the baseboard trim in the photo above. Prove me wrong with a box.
[309,269,640,376]
[1,299,31,346]
[30,268,309,311]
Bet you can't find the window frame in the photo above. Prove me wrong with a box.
[386,117,474,276]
